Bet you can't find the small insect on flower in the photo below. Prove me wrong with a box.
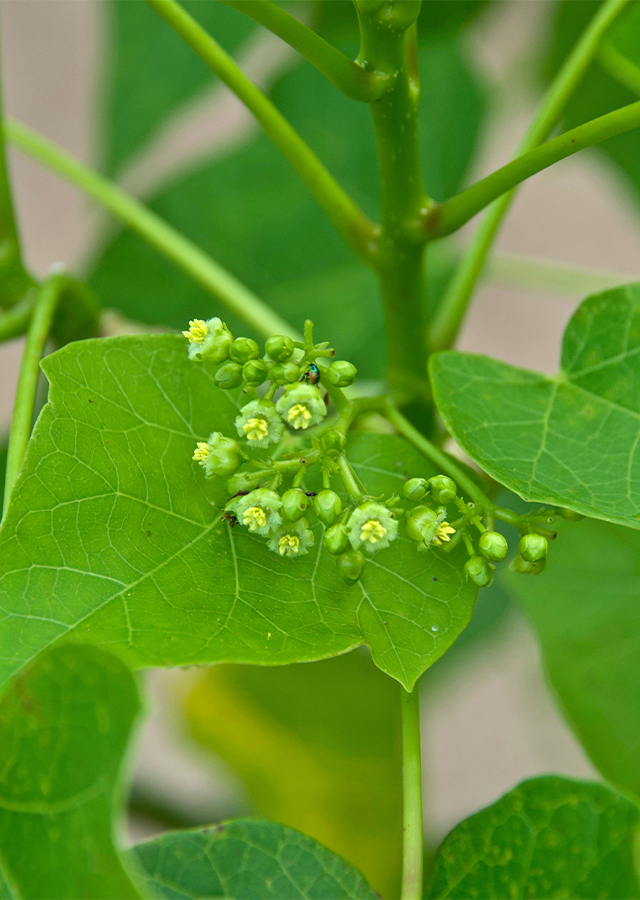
[268,520,314,558]
[300,363,320,385]
[346,501,399,554]
[226,489,283,537]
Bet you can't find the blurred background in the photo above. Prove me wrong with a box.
[1,0,639,896]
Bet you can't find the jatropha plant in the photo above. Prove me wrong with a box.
[3,1,640,899]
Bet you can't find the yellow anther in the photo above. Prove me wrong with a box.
[243,416,269,441]
[288,403,313,430]
[433,522,455,546]
[192,441,210,465]
[360,519,387,545]
[182,319,208,343]
[278,534,300,556]
[243,507,267,531]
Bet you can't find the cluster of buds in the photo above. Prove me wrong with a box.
[183,316,571,587]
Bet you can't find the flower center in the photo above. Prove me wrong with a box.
[243,416,269,441]
[192,441,210,464]
[287,403,313,430]
[243,506,267,530]
[433,522,455,547]
[182,319,208,344]
[360,519,386,544]
[278,534,300,556]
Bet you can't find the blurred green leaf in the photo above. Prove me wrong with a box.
[0,643,143,899]
[426,775,640,899]
[102,0,255,175]
[431,285,640,527]
[505,516,640,800]
[183,651,401,898]
[130,820,377,900]
[0,335,477,692]
[89,40,484,358]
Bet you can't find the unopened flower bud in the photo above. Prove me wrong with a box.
[324,360,357,388]
[281,488,309,522]
[314,489,343,526]
[403,477,429,501]
[478,531,508,562]
[519,533,548,563]
[265,334,295,362]
[214,361,243,389]
[336,549,366,585]
[270,361,301,385]
[510,554,546,576]
[428,475,457,505]
[320,429,346,455]
[324,523,350,556]
[464,555,493,587]
[242,358,269,387]
[560,507,585,522]
[229,337,260,364]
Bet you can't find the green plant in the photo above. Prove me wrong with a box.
[3,1,640,897]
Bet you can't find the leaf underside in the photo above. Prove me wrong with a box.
[0,335,477,692]
[431,285,640,528]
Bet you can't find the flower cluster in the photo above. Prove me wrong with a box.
[184,316,562,587]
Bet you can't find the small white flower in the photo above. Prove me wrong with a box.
[235,400,284,448]
[228,489,282,537]
[276,383,326,431]
[346,502,398,554]
[268,519,314,558]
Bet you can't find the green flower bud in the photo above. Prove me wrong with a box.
[214,361,243,389]
[229,337,260,364]
[314,489,343,526]
[320,429,346,455]
[183,317,232,364]
[276,383,327,430]
[227,488,282,537]
[347,501,398,554]
[324,360,357,388]
[225,471,257,495]
[464,555,494,587]
[268,519,314,558]
[560,507,585,522]
[336,549,366,585]
[324,523,350,556]
[510,554,546,576]
[403,477,429,501]
[270,361,301,385]
[281,488,309,522]
[242,358,269,387]
[428,475,457,505]
[478,531,508,562]
[235,399,285,448]
[265,334,295,362]
[404,506,439,543]
[519,533,548,563]
[192,432,242,478]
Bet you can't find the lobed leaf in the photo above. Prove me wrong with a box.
[426,775,640,900]
[431,284,640,527]
[130,820,378,900]
[0,335,477,691]
[0,643,143,899]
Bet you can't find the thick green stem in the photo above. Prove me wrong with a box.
[6,118,299,342]
[356,5,429,412]
[3,277,62,517]
[145,0,379,263]
[219,0,390,101]
[425,100,640,239]
[0,293,34,343]
[429,0,630,352]
[400,685,423,900]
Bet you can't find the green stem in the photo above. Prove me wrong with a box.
[487,251,637,296]
[356,5,430,412]
[400,685,423,900]
[429,0,630,352]
[336,454,362,502]
[425,100,640,239]
[0,293,34,343]
[3,277,62,517]
[6,117,298,342]
[145,0,379,264]
[219,0,390,101]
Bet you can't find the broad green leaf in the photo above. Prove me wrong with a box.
[504,516,640,800]
[130,820,377,900]
[0,643,143,899]
[426,775,640,899]
[183,651,401,898]
[0,335,477,691]
[89,40,484,348]
[431,284,640,527]
[102,1,254,175]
